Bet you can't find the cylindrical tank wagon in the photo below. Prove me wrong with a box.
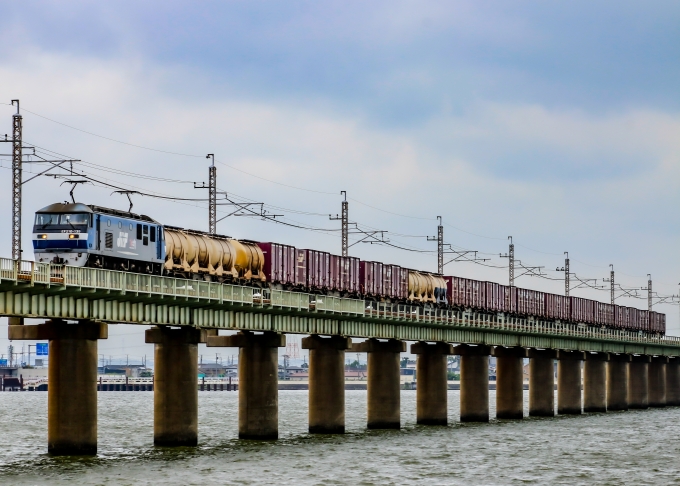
[163,227,265,282]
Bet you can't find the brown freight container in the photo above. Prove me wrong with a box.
[465,279,485,309]
[614,305,629,329]
[360,261,384,297]
[445,276,465,307]
[329,254,359,292]
[485,282,503,312]
[545,293,569,321]
[383,264,408,300]
[595,302,615,327]
[628,307,640,331]
[639,310,649,332]
[299,249,330,290]
[258,242,297,286]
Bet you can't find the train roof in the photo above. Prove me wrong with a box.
[36,202,158,223]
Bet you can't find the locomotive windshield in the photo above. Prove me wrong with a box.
[34,213,90,229]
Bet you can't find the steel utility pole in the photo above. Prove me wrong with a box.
[508,237,514,287]
[610,264,615,305]
[564,252,570,297]
[11,100,22,260]
[329,191,349,256]
[426,216,444,274]
[193,154,216,234]
[648,274,652,312]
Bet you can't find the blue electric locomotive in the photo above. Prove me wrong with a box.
[32,202,165,273]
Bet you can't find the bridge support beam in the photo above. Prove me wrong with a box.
[607,354,631,411]
[648,356,668,408]
[557,350,585,415]
[667,357,680,406]
[411,341,454,425]
[628,355,651,409]
[492,346,527,419]
[146,326,207,446]
[454,344,491,422]
[528,348,557,416]
[583,352,609,413]
[9,319,107,455]
[352,339,405,429]
[302,335,351,434]
[208,331,285,439]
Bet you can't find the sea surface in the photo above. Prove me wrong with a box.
[0,390,678,485]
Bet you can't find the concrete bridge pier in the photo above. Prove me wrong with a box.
[454,344,491,422]
[648,356,668,408]
[628,355,651,409]
[352,339,406,429]
[146,326,207,446]
[528,348,557,417]
[9,319,108,455]
[492,346,528,419]
[302,335,352,434]
[411,341,454,425]
[666,357,680,406]
[583,352,609,413]
[557,350,585,415]
[607,354,631,411]
[208,331,285,439]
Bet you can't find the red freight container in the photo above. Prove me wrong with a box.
[516,289,545,317]
[545,293,570,321]
[639,310,649,332]
[445,276,466,307]
[329,255,360,293]
[594,302,615,327]
[570,297,595,324]
[506,286,517,313]
[615,305,629,329]
[463,279,486,309]
[360,261,384,297]
[383,264,408,300]
[485,282,503,312]
[650,311,666,334]
[299,249,330,290]
[258,242,297,286]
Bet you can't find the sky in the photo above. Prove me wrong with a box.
[0,1,679,365]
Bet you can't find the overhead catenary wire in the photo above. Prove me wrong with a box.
[6,106,679,306]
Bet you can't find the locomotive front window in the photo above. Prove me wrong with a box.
[35,214,59,226]
[60,213,89,225]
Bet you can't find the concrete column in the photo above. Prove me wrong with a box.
[9,320,108,455]
[351,339,405,429]
[557,350,585,415]
[411,342,454,425]
[301,335,352,434]
[454,344,491,422]
[146,326,207,446]
[628,355,651,409]
[492,346,527,419]
[667,357,680,406]
[583,352,609,413]
[528,348,557,417]
[648,356,668,408]
[607,354,631,411]
[208,331,285,439]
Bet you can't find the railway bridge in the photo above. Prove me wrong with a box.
[2,258,680,454]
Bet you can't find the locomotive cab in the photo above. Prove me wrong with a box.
[33,202,94,266]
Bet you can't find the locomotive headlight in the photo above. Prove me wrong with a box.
[68,234,80,239]
[38,234,47,239]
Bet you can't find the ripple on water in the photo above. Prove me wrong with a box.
[0,390,679,485]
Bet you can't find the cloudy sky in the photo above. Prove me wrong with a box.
[1,1,679,364]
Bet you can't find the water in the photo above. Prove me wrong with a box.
[0,390,678,485]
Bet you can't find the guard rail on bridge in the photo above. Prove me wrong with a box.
[2,258,680,356]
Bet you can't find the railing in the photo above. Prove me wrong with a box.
[3,257,680,348]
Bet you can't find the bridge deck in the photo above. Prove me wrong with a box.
[2,258,680,355]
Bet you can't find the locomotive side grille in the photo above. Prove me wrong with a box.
[105,232,113,249]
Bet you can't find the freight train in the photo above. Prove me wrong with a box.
[32,202,666,334]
